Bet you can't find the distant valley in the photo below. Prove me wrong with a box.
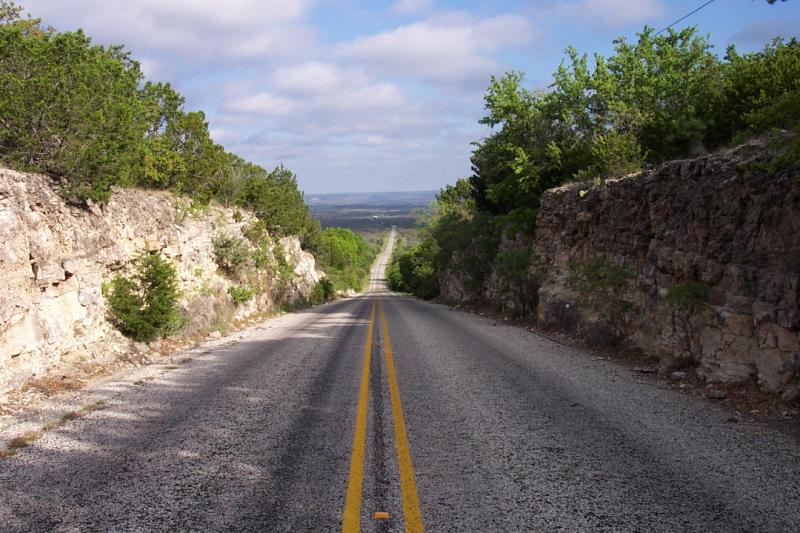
[307,191,435,230]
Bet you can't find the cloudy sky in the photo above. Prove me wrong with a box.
[19,0,800,193]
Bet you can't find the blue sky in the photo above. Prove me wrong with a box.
[20,0,800,193]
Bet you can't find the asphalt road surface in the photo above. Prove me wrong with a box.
[1,229,799,532]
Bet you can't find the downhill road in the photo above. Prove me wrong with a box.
[1,228,799,532]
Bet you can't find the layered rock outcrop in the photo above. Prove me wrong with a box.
[535,139,800,393]
[442,138,800,396]
[0,168,323,396]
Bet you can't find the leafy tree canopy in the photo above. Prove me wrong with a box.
[469,28,800,226]
[0,2,321,250]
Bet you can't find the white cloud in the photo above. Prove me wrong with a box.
[362,134,389,145]
[223,92,297,115]
[390,0,433,16]
[335,14,535,84]
[19,1,510,193]
[553,0,665,29]
[22,0,316,61]
[323,82,407,110]
[272,62,369,95]
[223,68,407,118]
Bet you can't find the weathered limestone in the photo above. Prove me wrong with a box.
[534,138,800,394]
[0,168,323,396]
[440,138,800,396]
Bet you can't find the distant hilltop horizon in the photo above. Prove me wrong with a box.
[306,190,437,206]
[306,190,437,197]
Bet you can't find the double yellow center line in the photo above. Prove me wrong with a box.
[342,299,424,533]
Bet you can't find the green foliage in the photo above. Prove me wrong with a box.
[227,285,254,306]
[252,242,273,271]
[469,29,800,228]
[102,250,185,342]
[212,233,249,278]
[0,2,320,243]
[315,227,376,292]
[386,243,439,299]
[724,38,800,167]
[666,281,709,313]
[387,179,500,300]
[666,280,711,360]
[497,247,541,316]
[236,165,321,248]
[569,257,635,339]
[410,28,798,314]
[0,20,144,202]
[309,278,335,304]
[273,243,294,282]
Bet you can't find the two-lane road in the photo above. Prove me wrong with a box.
[1,228,799,531]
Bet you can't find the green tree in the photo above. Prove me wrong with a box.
[237,165,321,248]
[0,23,145,202]
[569,257,635,341]
[315,227,375,292]
[103,250,185,342]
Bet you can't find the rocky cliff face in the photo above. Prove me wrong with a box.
[0,168,323,397]
[535,139,800,395]
[442,138,800,397]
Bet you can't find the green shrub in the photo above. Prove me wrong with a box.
[310,278,335,304]
[666,281,709,313]
[569,256,635,340]
[252,242,273,271]
[227,285,254,306]
[0,3,320,223]
[0,18,145,203]
[314,227,376,292]
[386,243,439,299]
[102,250,185,342]
[243,219,269,244]
[666,280,711,360]
[212,233,249,278]
[497,246,541,316]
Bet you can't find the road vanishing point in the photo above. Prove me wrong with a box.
[1,229,799,532]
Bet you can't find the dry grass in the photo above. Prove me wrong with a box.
[39,400,109,433]
[0,449,17,459]
[8,431,42,449]
[21,375,85,395]
[80,400,107,414]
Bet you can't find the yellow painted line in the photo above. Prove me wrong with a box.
[378,299,425,533]
[342,301,376,533]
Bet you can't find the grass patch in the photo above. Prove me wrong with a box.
[42,400,108,432]
[60,411,81,423]
[0,449,17,459]
[8,431,42,449]
[21,375,85,395]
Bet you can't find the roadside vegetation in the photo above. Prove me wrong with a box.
[0,2,321,250]
[0,1,388,342]
[102,250,186,342]
[315,228,381,293]
[388,26,800,301]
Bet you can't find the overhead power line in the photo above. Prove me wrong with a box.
[655,0,717,35]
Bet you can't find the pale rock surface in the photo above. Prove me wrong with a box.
[0,168,323,396]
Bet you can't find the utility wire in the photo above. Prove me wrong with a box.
[655,0,717,35]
